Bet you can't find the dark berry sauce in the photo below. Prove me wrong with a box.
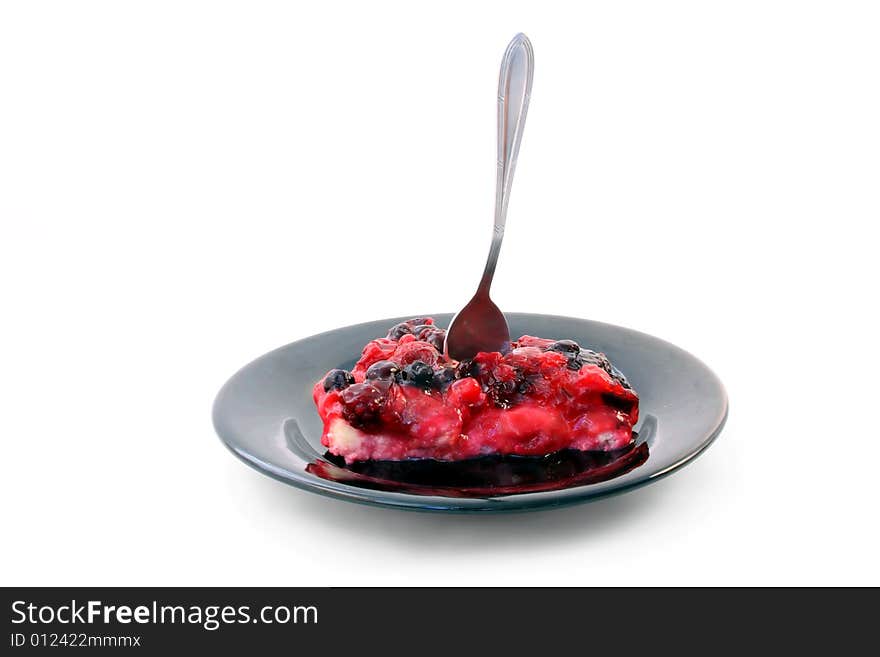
[306,437,649,498]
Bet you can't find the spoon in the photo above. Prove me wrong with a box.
[445,33,535,361]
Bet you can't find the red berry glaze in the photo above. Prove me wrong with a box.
[312,318,639,463]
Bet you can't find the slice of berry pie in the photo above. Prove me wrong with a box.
[312,318,639,463]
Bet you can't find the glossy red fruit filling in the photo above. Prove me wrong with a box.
[313,317,639,463]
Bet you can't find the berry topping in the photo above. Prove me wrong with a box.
[365,360,401,381]
[322,368,355,392]
[398,360,435,388]
[314,318,639,463]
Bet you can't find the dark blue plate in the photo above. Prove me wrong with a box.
[212,313,728,512]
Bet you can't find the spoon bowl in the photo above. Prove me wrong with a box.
[446,293,510,360]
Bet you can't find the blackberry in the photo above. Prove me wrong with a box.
[322,368,355,392]
[487,378,518,409]
[455,359,479,380]
[340,383,385,429]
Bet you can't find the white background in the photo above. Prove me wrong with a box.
[2,1,878,586]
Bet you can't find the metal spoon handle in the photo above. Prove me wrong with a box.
[478,33,534,295]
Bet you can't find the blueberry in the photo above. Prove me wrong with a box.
[433,366,457,389]
[387,323,413,340]
[404,317,430,326]
[566,358,582,371]
[397,360,435,388]
[546,340,581,356]
[365,360,401,381]
[322,368,355,392]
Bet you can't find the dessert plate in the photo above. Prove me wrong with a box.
[212,313,728,513]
